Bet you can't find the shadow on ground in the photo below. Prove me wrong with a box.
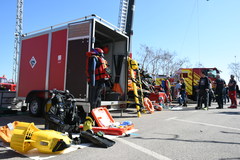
[0,145,27,159]
[217,111,240,116]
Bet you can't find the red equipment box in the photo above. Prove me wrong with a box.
[91,107,115,127]
[90,107,134,135]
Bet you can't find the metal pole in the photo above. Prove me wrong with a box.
[13,0,24,83]
[126,0,135,53]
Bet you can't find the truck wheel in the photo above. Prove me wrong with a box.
[29,98,42,117]
[21,106,27,112]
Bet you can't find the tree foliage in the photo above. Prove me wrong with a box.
[228,62,240,82]
[135,44,190,76]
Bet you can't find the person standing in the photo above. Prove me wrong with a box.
[175,80,182,106]
[164,76,172,105]
[214,74,226,109]
[180,78,187,106]
[86,48,110,110]
[223,86,229,104]
[208,81,215,106]
[196,71,210,110]
[236,85,240,99]
[228,75,238,108]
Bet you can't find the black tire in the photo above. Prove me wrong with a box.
[21,106,27,112]
[29,98,42,117]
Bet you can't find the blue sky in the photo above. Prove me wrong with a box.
[1,0,240,82]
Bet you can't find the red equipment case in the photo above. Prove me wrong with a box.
[90,107,134,135]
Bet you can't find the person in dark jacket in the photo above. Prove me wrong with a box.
[180,78,187,106]
[214,74,226,109]
[236,84,240,98]
[86,48,110,110]
[196,71,210,110]
[223,86,229,104]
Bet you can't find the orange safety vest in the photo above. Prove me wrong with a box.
[86,54,110,82]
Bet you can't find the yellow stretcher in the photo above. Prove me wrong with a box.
[127,57,144,117]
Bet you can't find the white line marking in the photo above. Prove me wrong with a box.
[165,117,177,121]
[190,111,198,113]
[117,138,172,160]
[172,118,240,131]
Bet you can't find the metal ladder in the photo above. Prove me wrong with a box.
[118,0,129,32]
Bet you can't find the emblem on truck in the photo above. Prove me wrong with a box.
[29,56,37,68]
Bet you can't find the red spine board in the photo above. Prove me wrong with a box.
[79,126,126,136]
[18,34,49,97]
[91,127,126,135]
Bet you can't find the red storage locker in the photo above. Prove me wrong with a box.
[48,29,68,90]
[18,34,49,97]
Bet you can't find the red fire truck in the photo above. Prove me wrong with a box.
[0,76,16,91]
[174,68,220,100]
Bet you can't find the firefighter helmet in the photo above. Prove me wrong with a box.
[93,48,104,56]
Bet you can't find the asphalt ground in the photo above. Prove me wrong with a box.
[0,99,240,160]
